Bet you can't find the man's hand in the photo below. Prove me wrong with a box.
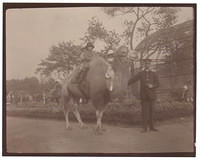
[147,84,154,89]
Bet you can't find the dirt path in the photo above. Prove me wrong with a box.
[6,116,194,153]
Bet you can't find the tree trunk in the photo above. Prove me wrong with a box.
[130,20,138,50]
[43,93,46,105]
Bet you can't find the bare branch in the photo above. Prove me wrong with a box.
[138,8,144,15]
[140,7,155,19]
[136,7,140,18]
[131,8,137,17]
[146,46,159,58]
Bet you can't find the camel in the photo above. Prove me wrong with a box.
[60,46,131,134]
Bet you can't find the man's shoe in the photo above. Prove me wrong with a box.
[140,128,147,133]
[150,127,158,132]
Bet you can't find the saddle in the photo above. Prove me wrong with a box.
[69,65,90,103]
[68,57,115,103]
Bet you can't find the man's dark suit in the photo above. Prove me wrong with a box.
[128,70,159,131]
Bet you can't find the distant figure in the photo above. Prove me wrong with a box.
[182,80,193,103]
[128,58,159,133]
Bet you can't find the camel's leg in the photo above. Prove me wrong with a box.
[99,110,106,131]
[96,110,101,130]
[72,103,87,129]
[64,109,72,130]
[95,109,106,134]
[62,96,73,130]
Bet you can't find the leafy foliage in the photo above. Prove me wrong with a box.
[136,20,193,64]
[103,7,179,53]
[39,77,57,93]
[35,8,182,81]
[6,77,41,95]
[36,17,122,80]
[36,41,82,80]
[103,7,137,17]
[153,7,179,29]
[82,17,121,53]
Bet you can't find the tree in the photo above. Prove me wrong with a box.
[135,20,194,90]
[103,7,179,57]
[6,77,41,104]
[82,17,121,56]
[22,77,41,95]
[36,7,180,81]
[39,77,56,93]
[6,77,40,95]
[136,20,193,64]
[36,41,82,81]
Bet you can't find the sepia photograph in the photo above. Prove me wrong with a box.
[3,3,196,156]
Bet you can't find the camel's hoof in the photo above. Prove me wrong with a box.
[94,128,103,135]
[95,130,103,135]
[80,124,88,129]
[66,126,72,130]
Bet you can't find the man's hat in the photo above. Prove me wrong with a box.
[107,50,114,56]
[85,42,94,49]
[118,45,128,57]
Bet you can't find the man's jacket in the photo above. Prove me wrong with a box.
[128,70,159,100]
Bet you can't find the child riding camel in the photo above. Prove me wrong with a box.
[73,42,95,103]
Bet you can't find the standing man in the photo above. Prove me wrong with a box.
[128,59,159,133]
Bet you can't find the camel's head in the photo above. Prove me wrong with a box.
[111,46,132,100]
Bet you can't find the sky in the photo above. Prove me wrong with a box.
[6,7,194,80]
